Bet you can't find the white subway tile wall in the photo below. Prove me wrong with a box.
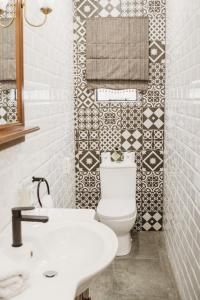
[164,0,200,299]
[0,0,75,231]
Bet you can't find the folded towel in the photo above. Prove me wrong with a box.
[41,194,54,208]
[0,276,25,289]
[0,272,28,287]
[0,258,28,283]
[0,253,29,299]
[0,276,27,299]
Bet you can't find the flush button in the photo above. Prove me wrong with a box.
[43,271,58,278]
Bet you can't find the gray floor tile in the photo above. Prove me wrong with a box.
[89,265,116,299]
[113,258,172,298]
[132,231,161,259]
[90,289,117,300]
[116,296,179,300]
[89,232,181,300]
[115,232,160,261]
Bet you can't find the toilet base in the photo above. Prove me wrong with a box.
[116,232,132,256]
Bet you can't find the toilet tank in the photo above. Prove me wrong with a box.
[100,161,137,201]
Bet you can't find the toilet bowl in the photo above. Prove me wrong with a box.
[97,153,137,256]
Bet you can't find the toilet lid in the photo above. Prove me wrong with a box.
[97,198,136,220]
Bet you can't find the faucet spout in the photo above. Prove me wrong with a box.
[21,215,49,223]
[12,207,49,247]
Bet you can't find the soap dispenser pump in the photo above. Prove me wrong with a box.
[111,147,123,162]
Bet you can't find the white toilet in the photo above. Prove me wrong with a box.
[97,152,137,256]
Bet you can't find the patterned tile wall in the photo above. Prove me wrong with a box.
[0,0,17,125]
[74,0,166,231]
[0,87,17,125]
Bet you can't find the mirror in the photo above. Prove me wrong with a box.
[0,0,19,125]
[0,0,38,149]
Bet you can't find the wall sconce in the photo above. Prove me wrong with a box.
[0,0,54,28]
[0,0,14,27]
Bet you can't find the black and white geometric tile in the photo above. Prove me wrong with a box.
[99,102,121,130]
[149,63,165,87]
[89,140,100,150]
[75,151,80,173]
[143,129,164,150]
[143,107,164,130]
[76,129,89,140]
[121,0,144,17]
[142,150,164,172]
[7,106,17,123]
[78,150,100,172]
[121,102,143,130]
[142,190,163,211]
[99,0,121,17]
[135,152,143,211]
[142,170,163,192]
[143,0,165,18]
[77,105,99,130]
[100,128,121,151]
[142,211,163,231]
[76,190,100,209]
[136,191,143,211]
[76,0,101,19]
[74,80,96,109]
[142,85,165,107]
[134,213,143,231]
[77,140,100,151]
[143,139,163,150]
[149,17,165,40]
[78,140,89,150]
[0,88,17,125]
[76,171,100,192]
[76,129,100,141]
[74,17,86,51]
[74,0,166,231]
[121,129,143,151]
[89,130,99,140]
[0,107,7,125]
[76,129,100,150]
[149,41,165,64]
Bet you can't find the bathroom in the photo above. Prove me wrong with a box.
[0,0,199,299]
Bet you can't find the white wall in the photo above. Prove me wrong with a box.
[164,0,200,299]
[0,0,75,231]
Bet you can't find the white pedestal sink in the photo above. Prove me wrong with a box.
[0,209,118,300]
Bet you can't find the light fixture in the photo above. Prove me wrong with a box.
[0,0,54,28]
[0,0,9,12]
[23,0,54,27]
[0,0,14,28]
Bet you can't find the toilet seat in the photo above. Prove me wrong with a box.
[97,198,137,220]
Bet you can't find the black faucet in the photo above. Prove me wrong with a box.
[12,207,49,247]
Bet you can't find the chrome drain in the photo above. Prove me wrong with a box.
[43,271,58,278]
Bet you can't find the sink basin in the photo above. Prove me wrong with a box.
[0,209,118,300]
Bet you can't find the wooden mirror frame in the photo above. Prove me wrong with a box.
[0,0,39,149]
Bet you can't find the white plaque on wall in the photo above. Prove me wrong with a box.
[96,89,137,101]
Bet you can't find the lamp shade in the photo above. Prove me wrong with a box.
[0,0,9,11]
[37,0,55,10]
